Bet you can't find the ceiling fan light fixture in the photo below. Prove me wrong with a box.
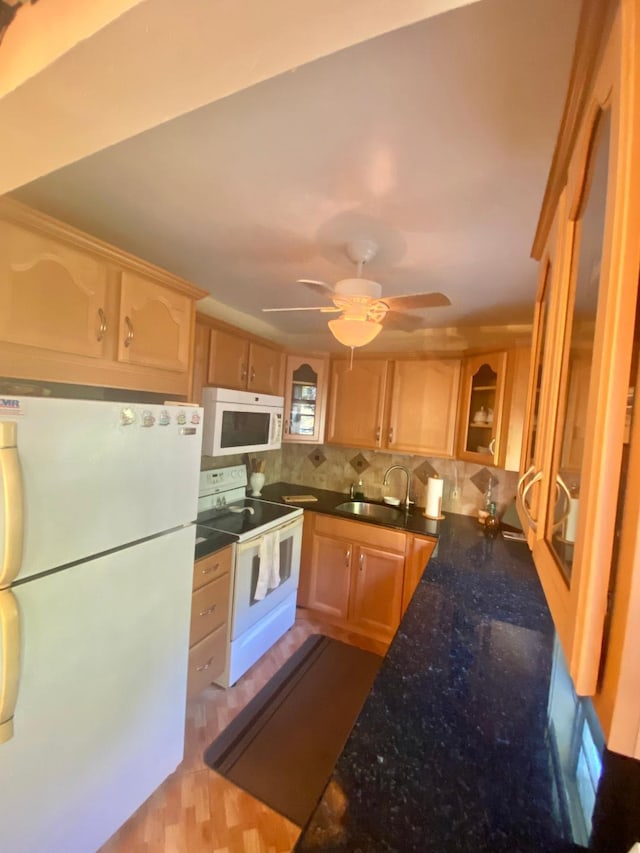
[328,317,382,348]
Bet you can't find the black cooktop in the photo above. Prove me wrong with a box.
[197,498,299,538]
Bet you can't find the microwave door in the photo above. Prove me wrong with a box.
[219,407,271,453]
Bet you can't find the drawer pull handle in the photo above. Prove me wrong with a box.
[199,605,217,617]
[201,563,218,575]
[195,657,214,672]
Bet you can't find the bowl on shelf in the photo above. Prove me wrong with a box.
[477,445,490,454]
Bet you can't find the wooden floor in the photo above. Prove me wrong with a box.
[100,614,386,853]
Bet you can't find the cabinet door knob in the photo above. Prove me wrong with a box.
[96,308,107,342]
[359,552,364,571]
[124,316,134,348]
[250,366,256,382]
[375,426,381,442]
[388,427,394,443]
[345,549,351,567]
[241,363,248,380]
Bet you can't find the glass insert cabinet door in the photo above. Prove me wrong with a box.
[544,109,611,586]
[283,356,327,444]
[457,351,507,465]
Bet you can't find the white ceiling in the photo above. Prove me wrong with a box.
[10,0,581,353]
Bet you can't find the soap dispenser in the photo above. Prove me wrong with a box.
[353,479,365,500]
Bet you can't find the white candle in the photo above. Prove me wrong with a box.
[424,476,444,519]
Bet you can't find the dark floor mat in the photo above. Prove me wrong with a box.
[204,634,382,826]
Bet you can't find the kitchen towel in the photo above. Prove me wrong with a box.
[255,530,281,600]
[424,475,444,519]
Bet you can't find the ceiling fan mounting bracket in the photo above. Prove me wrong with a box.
[345,238,378,267]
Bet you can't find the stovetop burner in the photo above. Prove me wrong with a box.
[197,465,302,541]
[197,497,299,539]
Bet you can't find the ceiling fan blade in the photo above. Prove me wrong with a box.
[262,305,340,313]
[382,311,426,332]
[381,291,451,311]
[297,278,334,297]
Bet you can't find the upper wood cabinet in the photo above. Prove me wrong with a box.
[388,359,461,456]
[326,356,461,457]
[326,358,389,449]
[456,351,508,466]
[207,327,284,396]
[118,270,192,373]
[0,219,111,360]
[282,354,328,444]
[0,199,205,395]
[516,0,640,758]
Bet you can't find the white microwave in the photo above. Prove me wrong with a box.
[201,387,284,456]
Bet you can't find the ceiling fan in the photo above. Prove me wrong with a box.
[262,239,450,349]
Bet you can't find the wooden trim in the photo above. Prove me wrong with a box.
[0,341,189,396]
[532,0,617,258]
[195,311,285,353]
[0,197,207,300]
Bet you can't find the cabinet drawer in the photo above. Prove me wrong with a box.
[187,624,227,699]
[190,573,230,647]
[192,545,233,591]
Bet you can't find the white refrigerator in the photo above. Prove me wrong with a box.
[0,395,203,853]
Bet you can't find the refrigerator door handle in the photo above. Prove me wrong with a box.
[0,422,24,589]
[0,589,20,744]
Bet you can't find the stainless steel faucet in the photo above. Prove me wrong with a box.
[383,465,412,508]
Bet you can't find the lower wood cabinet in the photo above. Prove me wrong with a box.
[402,534,438,616]
[186,545,233,700]
[298,513,435,644]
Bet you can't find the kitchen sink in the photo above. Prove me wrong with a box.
[334,500,405,524]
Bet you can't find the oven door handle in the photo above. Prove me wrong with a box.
[236,516,303,553]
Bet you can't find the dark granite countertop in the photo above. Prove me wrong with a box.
[274,492,640,853]
[259,481,444,538]
[194,527,237,561]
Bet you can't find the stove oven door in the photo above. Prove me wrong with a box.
[232,515,302,639]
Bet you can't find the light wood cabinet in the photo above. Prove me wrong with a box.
[516,0,640,759]
[282,354,328,444]
[0,218,111,359]
[326,358,389,449]
[207,326,284,396]
[117,270,192,373]
[456,351,508,466]
[298,513,418,644]
[326,355,461,457]
[387,359,461,455]
[186,545,233,699]
[0,199,205,395]
[402,534,437,616]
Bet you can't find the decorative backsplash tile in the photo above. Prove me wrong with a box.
[349,452,370,474]
[470,467,500,495]
[308,448,326,468]
[202,444,519,520]
[414,459,439,485]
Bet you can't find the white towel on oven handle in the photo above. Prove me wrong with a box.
[254,530,281,601]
